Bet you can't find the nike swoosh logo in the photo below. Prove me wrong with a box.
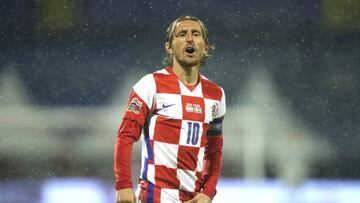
[162,103,175,109]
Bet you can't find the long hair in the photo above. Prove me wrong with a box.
[163,15,213,67]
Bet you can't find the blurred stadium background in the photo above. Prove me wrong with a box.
[1,0,360,202]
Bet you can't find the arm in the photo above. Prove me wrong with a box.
[190,88,226,202]
[114,118,143,190]
[202,135,223,199]
[114,91,150,202]
[114,118,142,203]
[202,89,226,200]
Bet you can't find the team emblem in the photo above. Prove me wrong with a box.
[185,103,202,114]
[127,98,142,114]
[211,103,218,118]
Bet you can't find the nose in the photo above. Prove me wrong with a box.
[186,32,193,42]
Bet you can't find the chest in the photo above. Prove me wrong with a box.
[154,93,219,123]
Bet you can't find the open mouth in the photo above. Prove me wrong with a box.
[185,46,195,55]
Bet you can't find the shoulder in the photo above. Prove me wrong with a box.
[134,73,154,89]
[134,67,176,94]
[152,68,171,76]
[200,75,224,101]
[151,68,174,81]
[134,68,169,86]
[132,68,168,110]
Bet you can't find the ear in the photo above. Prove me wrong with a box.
[165,42,173,54]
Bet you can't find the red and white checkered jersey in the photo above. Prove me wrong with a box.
[124,67,225,202]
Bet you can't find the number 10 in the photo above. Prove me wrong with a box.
[187,122,200,145]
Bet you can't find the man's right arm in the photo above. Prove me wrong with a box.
[114,91,150,202]
[114,117,143,190]
[114,118,142,203]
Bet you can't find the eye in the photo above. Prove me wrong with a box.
[193,31,201,37]
[176,31,187,37]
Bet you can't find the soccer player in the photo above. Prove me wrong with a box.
[114,15,226,203]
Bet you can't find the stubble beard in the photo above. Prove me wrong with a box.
[175,54,201,68]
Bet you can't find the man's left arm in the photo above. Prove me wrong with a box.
[201,117,224,199]
[201,88,226,200]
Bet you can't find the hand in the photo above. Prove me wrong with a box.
[116,188,137,203]
[185,193,211,203]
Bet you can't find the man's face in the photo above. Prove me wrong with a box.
[167,20,208,68]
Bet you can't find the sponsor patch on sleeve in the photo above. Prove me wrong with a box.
[127,97,142,114]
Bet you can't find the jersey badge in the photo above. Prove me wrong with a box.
[211,103,219,118]
[127,98,142,114]
[185,103,202,114]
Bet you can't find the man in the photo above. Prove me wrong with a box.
[114,15,226,203]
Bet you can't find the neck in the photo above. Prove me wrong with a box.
[172,62,200,86]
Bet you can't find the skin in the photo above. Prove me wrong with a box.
[166,20,209,86]
[116,188,136,203]
[116,20,211,203]
[184,193,211,203]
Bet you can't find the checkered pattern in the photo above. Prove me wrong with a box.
[131,68,225,202]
